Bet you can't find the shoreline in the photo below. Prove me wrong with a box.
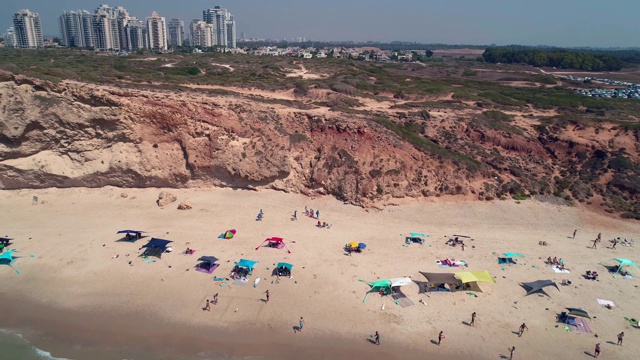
[1,187,638,360]
[0,294,447,360]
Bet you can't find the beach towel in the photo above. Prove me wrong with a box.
[183,250,197,255]
[142,259,156,263]
[624,317,638,325]
[438,260,467,268]
[573,317,592,333]
[233,279,247,286]
[597,299,615,307]
[213,277,225,281]
[552,265,570,274]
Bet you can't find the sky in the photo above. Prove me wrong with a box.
[3,0,639,47]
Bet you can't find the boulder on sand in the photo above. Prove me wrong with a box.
[177,200,193,210]
[157,191,177,207]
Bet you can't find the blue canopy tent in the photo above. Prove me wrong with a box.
[232,258,258,278]
[0,250,20,274]
[498,253,524,265]
[405,232,426,244]
[274,262,293,277]
[116,230,146,241]
[140,238,173,258]
[236,259,258,272]
[603,258,640,278]
[195,256,220,274]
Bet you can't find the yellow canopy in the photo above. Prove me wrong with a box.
[348,242,359,248]
[455,270,496,283]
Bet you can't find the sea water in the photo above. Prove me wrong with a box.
[0,328,267,360]
[0,329,69,360]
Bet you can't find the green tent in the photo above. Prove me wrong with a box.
[611,258,640,278]
[359,278,413,302]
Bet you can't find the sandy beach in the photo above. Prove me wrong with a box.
[1,187,639,359]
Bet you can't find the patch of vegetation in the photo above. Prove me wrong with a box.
[483,47,624,71]
[372,116,481,170]
[289,133,308,144]
[462,69,478,77]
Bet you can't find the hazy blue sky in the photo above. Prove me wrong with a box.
[3,0,639,47]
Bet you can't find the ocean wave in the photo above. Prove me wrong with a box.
[0,328,72,360]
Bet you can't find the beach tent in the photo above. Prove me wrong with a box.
[221,229,236,239]
[455,271,496,292]
[603,258,640,278]
[360,277,412,302]
[140,238,173,258]
[195,256,220,274]
[274,262,293,277]
[0,237,13,253]
[345,242,365,253]
[0,250,20,274]
[414,272,462,293]
[255,237,291,253]
[236,259,258,273]
[498,253,524,265]
[405,232,426,244]
[566,308,591,319]
[520,280,559,297]
[116,230,146,241]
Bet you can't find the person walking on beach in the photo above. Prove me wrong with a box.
[617,331,624,346]
[518,323,528,337]
[594,343,601,357]
[374,331,380,345]
[213,293,218,305]
[597,233,601,242]
[573,229,577,239]
[509,346,515,360]
[265,290,270,303]
[470,312,476,327]
[612,238,618,249]
[204,299,210,311]
[591,239,598,249]
[293,210,297,220]
[316,210,320,219]
[438,331,444,345]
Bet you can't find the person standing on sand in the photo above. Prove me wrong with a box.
[617,332,624,345]
[518,323,528,337]
[594,343,601,357]
[316,210,320,219]
[597,233,601,242]
[204,299,210,311]
[470,312,476,326]
[213,293,218,305]
[293,210,297,220]
[591,239,598,249]
[573,229,577,239]
[438,331,444,345]
[374,331,380,345]
[265,290,270,303]
[612,238,618,249]
[299,317,305,332]
[509,346,515,360]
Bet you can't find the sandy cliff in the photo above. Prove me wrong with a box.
[0,72,638,214]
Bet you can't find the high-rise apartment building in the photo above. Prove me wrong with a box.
[146,11,167,51]
[13,9,43,49]
[167,19,184,47]
[3,27,18,47]
[93,10,119,50]
[59,10,94,48]
[203,6,236,48]
[125,18,146,50]
[190,20,214,47]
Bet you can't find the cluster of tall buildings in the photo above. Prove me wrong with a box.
[190,6,236,48]
[4,4,237,50]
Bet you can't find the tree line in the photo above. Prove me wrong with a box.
[482,47,624,71]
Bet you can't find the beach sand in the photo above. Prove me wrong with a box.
[0,187,638,359]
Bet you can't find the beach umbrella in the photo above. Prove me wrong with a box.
[348,242,359,248]
[358,242,367,249]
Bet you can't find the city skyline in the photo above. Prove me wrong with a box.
[2,0,640,48]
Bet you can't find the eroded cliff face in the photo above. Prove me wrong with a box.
[0,72,638,215]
